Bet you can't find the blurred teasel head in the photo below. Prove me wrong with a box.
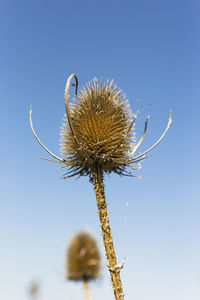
[28,280,40,299]
[30,74,172,178]
[66,231,101,281]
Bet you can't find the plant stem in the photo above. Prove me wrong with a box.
[83,280,92,300]
[92,167,124,300]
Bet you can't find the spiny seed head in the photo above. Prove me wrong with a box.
[60,78,135,177]
[30,74,171,178]
[66,231,101,281]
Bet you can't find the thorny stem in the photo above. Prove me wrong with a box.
[92,167,124,300]
[83,280,92,300]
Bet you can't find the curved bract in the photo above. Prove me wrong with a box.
[30,74,172,178]
[30,73,172,300]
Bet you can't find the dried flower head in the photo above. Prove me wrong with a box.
[30,74,172,300]
[60,78,135,177]
[66,232,101,281]
[28,280,40,298]
[30,74,172,178]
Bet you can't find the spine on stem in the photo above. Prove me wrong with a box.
[92,167,124,300]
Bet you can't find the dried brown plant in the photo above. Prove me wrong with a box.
[30,74,172,300]
[28,280,40,299]
[66,231,101,300]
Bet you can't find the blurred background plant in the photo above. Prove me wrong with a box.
[28,280,40,300]
[66,231,101,300]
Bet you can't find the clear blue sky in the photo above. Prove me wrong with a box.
[0,0,199,299]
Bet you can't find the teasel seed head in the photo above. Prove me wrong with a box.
[66,231,101,281]
[60,78,135,177]
[30,73,172,178]
[28,280,40,298]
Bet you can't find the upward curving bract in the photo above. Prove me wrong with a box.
[30,73,172,179]
[30,73,172,300]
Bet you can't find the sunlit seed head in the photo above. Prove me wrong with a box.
[66,231,101,281]
[60,78,135,177]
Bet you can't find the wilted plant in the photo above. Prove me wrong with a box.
[66,231,101,300]
[30,74,171,299]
